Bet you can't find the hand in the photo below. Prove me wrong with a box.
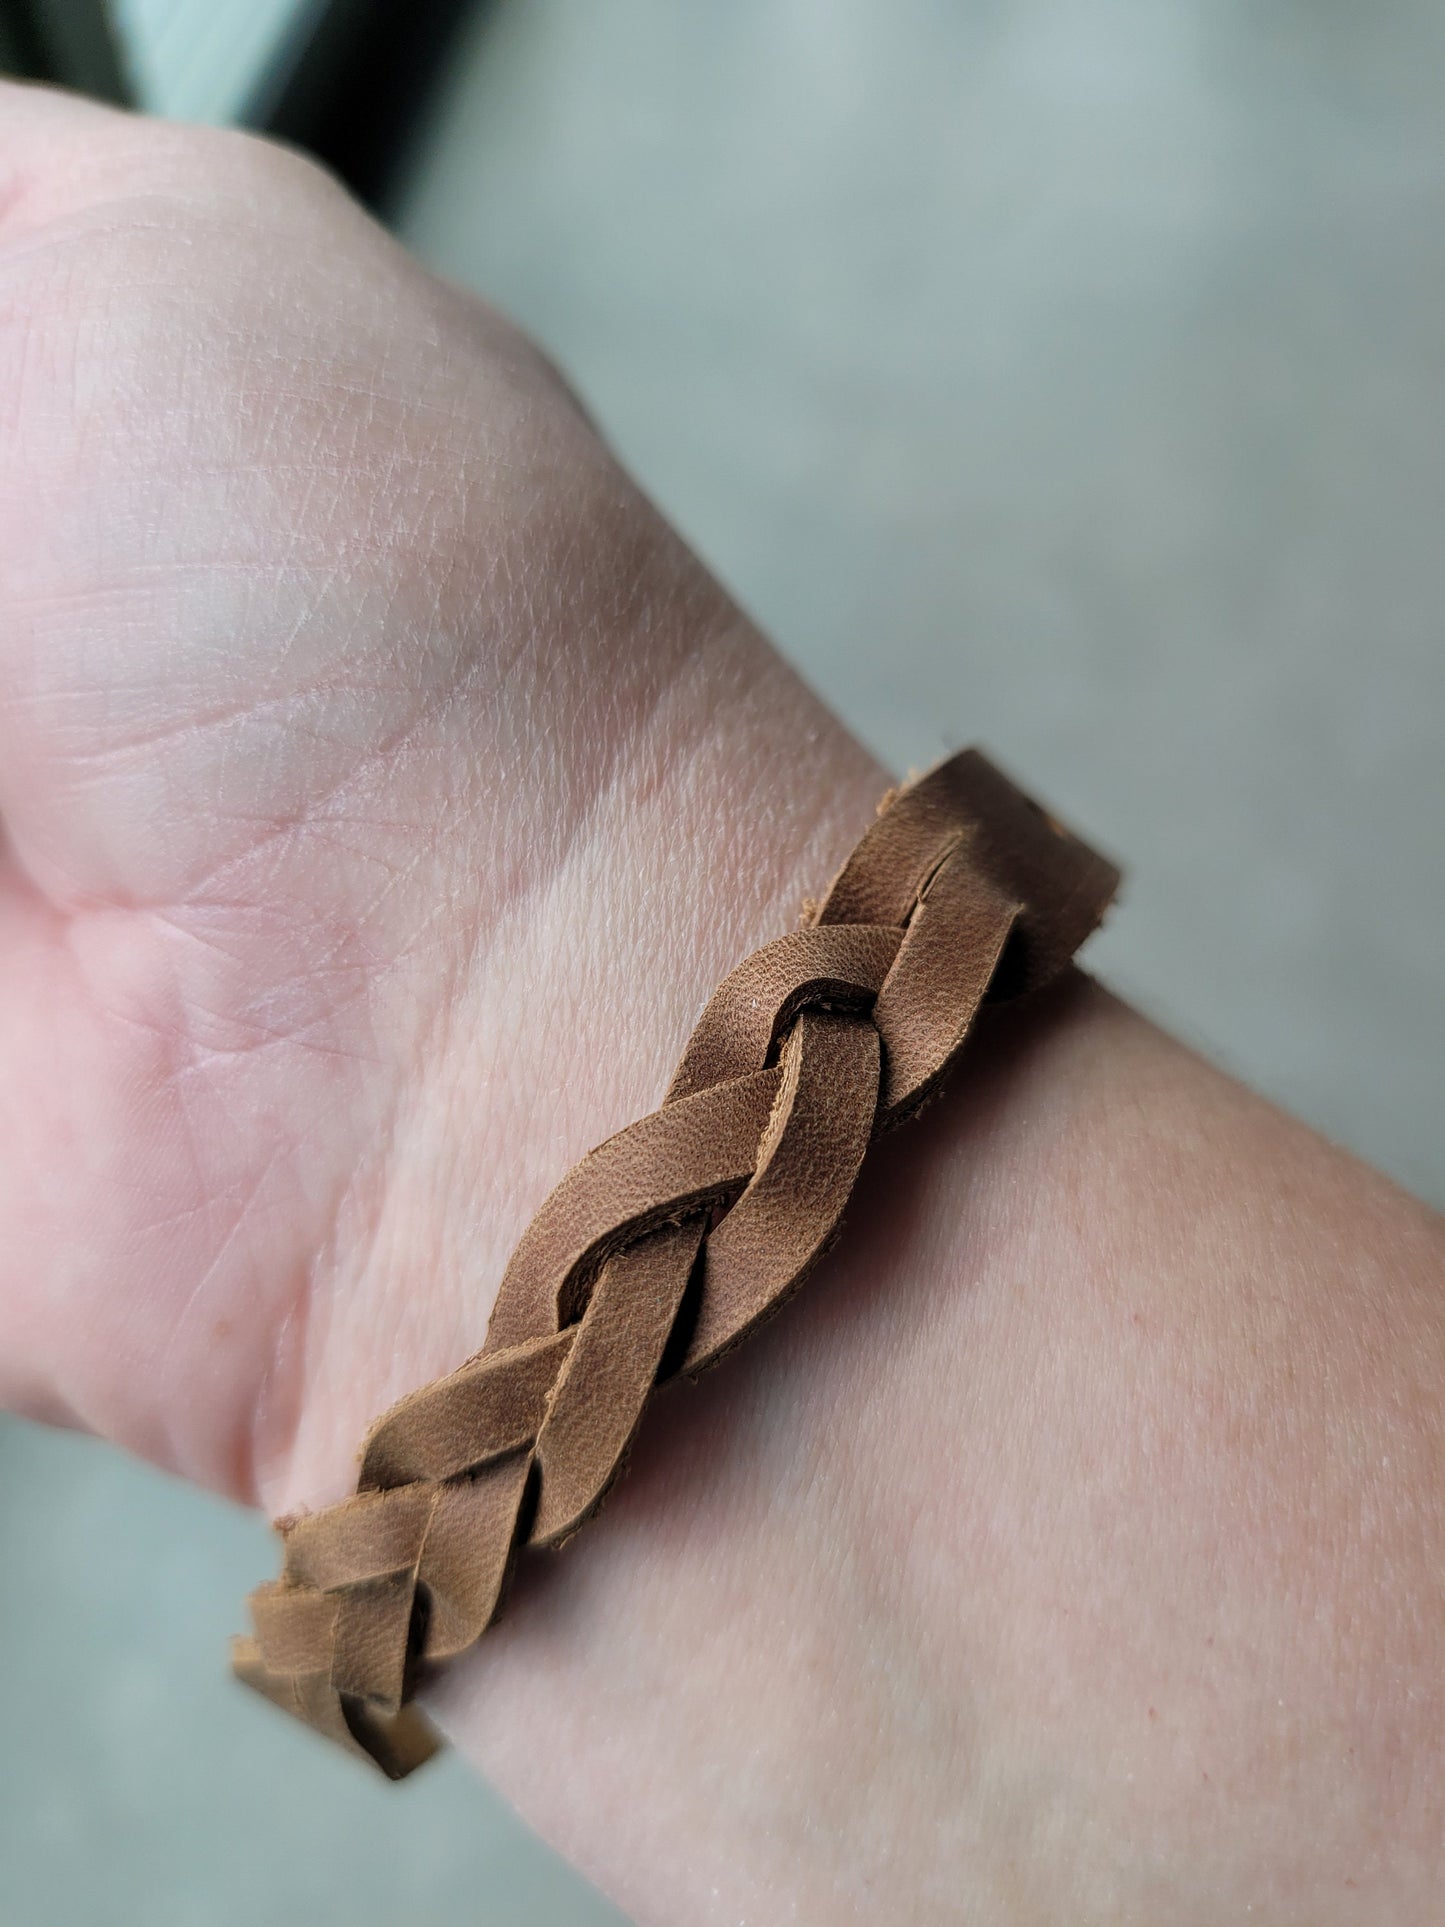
[3,83,1442,1926]
[0,82,881,1509]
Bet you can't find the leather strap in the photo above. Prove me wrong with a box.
[232,748,1119,1776]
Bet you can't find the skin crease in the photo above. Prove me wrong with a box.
[0,83,1442,1925]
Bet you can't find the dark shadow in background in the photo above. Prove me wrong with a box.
[259,0,482,213]
[0,0,129,101]
[0,0,480,215]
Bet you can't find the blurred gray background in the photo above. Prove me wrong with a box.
[1,1,1441,1920]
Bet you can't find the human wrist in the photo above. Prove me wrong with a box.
[429,984,1444,1926]
[426,972,1113,1923]
[243,611,1444,1919]
[259,612,889,1520]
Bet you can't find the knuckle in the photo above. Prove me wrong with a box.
[166,122,343,208]
[0,106,342,241]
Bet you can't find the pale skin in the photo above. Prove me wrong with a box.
[0,83,1441,1925]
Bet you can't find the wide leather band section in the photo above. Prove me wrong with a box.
[233,747,1120,1776]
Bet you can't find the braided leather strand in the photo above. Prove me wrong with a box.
[232,748,1119,1776]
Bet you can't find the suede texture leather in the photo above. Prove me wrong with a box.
[232,748,1120,1777]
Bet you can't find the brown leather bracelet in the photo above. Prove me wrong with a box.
[232,747,1119,1777]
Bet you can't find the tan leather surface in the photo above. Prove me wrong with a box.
[232,749,1120,1776]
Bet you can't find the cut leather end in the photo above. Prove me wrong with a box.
[230,1635,441,1781]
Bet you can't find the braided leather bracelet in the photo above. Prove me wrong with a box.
[233,747,1119,1777]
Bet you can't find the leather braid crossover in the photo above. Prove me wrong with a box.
[232,748,1119,1776]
